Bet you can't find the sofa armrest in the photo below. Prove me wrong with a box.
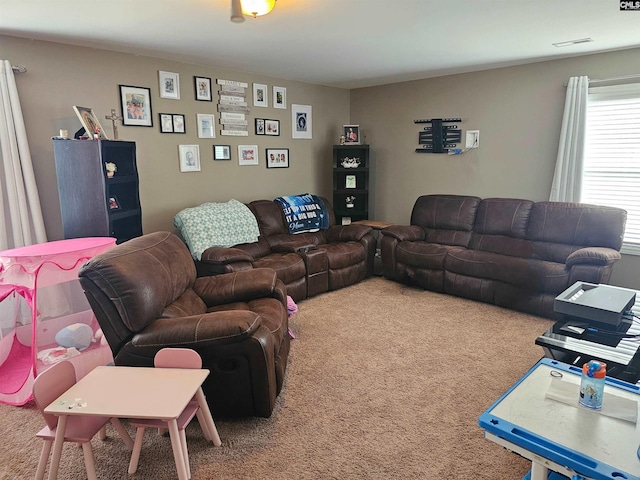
[132,310,262,348]
[327,224,372,242]
[194,267,286,306]
[566,247,622,268]
[271,241,317,253]
[381,225,425,242]
[200,246,254,264]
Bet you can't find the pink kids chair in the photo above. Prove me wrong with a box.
[32,360,131,480]
[128,348,222,476]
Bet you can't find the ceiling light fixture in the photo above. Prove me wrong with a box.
[230,0,276,23]
[552,38,593,48]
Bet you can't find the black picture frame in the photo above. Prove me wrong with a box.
[265,119,280,136]
[119,85,153,127]
[255,118,265,135]
[173,114,186,134]
[214,145,232,161]
[266,148,289,168]
[194,76,212,101]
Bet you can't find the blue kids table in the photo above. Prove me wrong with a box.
[479,358,640,480]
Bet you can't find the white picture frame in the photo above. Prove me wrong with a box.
[238,145,259,166]
[253,83,268,107]
[178,144,200,172]
[197,114,216,138]
[159,71,180,100]
[273,86,286,109]
[291,104,312,139]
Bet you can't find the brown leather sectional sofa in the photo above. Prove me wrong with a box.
[381,194,627,318]
[194,197,376,301]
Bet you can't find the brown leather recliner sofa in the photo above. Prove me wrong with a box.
[381,194,627,318]
[193,197,376,302]
[78,231,289,418]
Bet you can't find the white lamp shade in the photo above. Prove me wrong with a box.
[241,0,276,17]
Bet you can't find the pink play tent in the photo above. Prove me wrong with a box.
[0,237,115,405]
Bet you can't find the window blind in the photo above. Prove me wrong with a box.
[583,83,640,255]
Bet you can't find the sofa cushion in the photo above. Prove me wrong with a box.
[412,194,480,230]
[396,241,464,270]
[320,242,366,270]
[174,199,260,260]
[445,249,570,292]
[527,202,626,251]
[473,198,533,238]
[252,253,306,285]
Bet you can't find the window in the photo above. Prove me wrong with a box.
[582,83,640,255]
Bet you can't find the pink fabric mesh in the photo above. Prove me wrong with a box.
[0,238,116,405]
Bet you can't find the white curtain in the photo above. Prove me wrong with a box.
[0,60,47,250]
[549,76,589,202]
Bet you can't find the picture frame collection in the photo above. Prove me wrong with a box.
[106,71,318,172]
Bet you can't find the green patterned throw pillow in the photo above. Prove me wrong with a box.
[173,199,260,260]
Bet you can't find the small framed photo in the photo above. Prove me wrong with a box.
[73,106,109,139]
[253,83,268,107]
[120,85,153,127]
[255,118,265,135]
[344,125,360,144]
[266,148,289,168]
[159,113,174,133]
[194,76,212,101]
[197,114,216,138]
[265,119,280,136]
[214,145,231,161]
[292,104,312,139]
[345,174,356,188]
[159,71,180,99]
[173,114,185,133]
[108,196,120,210]
[179,144,201,172]
[238,145,259,166]
[273,86,286,109]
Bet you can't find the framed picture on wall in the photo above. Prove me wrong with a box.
[253,83,268,107]
[265,119,280,136]
[179,144,200,172]
[194,76,212,101]
[172,114,185,133]
[273,86,286,109]
[120,85,153,127]
[266,148,289,168]
[291,104,312,139]
[159,113,174,133]
[238,145,259,166]
[197,114,216,138]
[255,118,265,135]
[159,71,180,99]
[214,145,231,160]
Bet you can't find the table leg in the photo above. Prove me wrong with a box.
[47,414,68,480]
[167,419,188,480]
[530,461,549,480]
[195,387,222,446]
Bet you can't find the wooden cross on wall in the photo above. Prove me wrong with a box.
[105,109,123,140]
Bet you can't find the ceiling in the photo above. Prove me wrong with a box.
[2,0,640,89]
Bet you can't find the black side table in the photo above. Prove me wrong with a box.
[535,313,640,384]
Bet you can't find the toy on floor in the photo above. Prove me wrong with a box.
[287,296,298,339]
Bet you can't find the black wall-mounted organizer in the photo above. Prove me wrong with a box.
[415,118,462,153]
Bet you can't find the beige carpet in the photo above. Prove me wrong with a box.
[0,277,554,479]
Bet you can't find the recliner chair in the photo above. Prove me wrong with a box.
[78,231,290,418]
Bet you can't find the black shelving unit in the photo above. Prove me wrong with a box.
[53,139,142,243]
[333,144,369,225]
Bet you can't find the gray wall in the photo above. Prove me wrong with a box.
[3,34,639,289]
[2,35,349,239]
[350,48,640,290]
